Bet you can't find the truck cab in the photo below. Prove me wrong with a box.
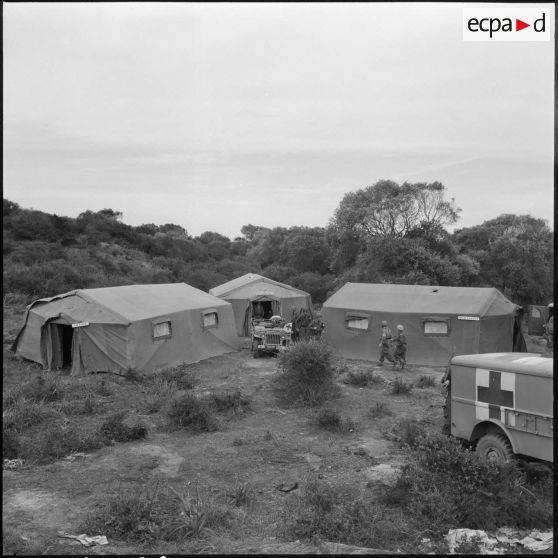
[447,353,553,463]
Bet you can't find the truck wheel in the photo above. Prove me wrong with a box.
[251,340,260,358]
[476,433,513,463]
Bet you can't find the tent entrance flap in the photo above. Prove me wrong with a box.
[44,323,74,369]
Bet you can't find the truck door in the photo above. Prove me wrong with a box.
[526,305,548,336]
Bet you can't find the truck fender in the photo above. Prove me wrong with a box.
[470,420,518,454]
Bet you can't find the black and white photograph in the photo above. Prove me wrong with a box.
[3,2,554,555]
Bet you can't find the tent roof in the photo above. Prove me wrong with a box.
[29,283,230,323]
[323,283,516,316]
[210,273,309,299]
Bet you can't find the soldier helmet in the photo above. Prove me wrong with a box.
[381,320,388,326]
[397,324,404,331]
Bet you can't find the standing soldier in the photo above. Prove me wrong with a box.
[393,324,407,370]
[378,320,395,366]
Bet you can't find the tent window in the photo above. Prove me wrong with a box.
[203,312,219,330]
[346,314,370,331]
[153,321,172,340]
[423,320,449,336]
[531,307,541,319]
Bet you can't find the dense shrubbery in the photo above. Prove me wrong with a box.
[274,340,339,406]
[4,194,552,306]
[392,432,553,531]
[282,433,553,552]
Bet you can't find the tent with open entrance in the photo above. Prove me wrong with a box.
[322,283,523,367]
[11,283,240,376]
[209,273,313,336]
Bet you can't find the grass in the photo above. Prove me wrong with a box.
[388,432,554,532]
[166,393,220,432]
[315,408,357,433]
[84,480,235,544]
[158,364,197,390]
[390,376,412,395]
[367,401,393,419]
[415,375,436,388]
[344,370,383,387]
[99,411,148,443]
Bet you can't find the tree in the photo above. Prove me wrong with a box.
[240,224,268,241]
[281,227,331,274]
[329,180,460,241]
[453,214,553,305]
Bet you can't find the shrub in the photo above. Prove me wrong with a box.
[415,375,436,388]
[282,476,413,551]
[227,479,254,507]
[345,370,369,386]
[166,394,219,432]
[95,379,113,397]
[124,369,143,383]
[389,418,426,448]
[3,426,20,460]
[392,432,553,532]
[4,373,65,405]
[18,422,105,464]
[390,376,412,395]
[274,340,338,406]
[159,365,197,390]
[367,401,393,418]
[99,412,148,443]
[142,377,177,414]
[3,398,59,431]
[316,408,342,431]
[210,389,251,413]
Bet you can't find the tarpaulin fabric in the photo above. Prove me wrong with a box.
[322,283,519,367]
[11,283,240,376]
[210,273,313,336]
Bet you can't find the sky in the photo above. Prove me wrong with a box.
[3,2,555,239]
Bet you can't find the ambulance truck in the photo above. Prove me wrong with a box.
[448,353,553,463]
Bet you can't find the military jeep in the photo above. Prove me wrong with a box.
[251,316,293,357]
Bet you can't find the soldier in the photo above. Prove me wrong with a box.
[393,324,407,370]
[377,320,395,366]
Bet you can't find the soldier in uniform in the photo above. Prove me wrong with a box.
[377,321,395,366]
[392,324,407,370]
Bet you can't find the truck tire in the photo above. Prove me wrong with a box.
[476,433,513,463]
[251,340,260,358]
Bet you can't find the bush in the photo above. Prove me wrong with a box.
[166,394,219,432]
[388,418,426,448]
[85,481,232,543]
[3,426,20,460]
[210,389,251,413]
[345,370,369,386]
[17,422,105,464]
[282,476,413,551]
[99,412,148,442]
[367,401,393,418]
[390,376,412,395]
[4,373,65,405]
[159,365,197,390]
[391,432,553,532]
[316,408,342,431]
[274,340,339,406]
[415,375,436,388]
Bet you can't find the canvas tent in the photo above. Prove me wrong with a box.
[11,283,240,376]
[322,283,521,367]
[209,273,313,336]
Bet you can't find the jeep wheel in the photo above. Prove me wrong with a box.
[476,433,513,463]
[251,340,260,358]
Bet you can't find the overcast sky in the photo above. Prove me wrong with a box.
[3,2,554,239]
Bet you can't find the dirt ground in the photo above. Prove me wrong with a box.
[3,303,551,555]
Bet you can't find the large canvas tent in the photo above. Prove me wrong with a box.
[322,283,522,366]
[11,283,240,376]
[209,273,313,336]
